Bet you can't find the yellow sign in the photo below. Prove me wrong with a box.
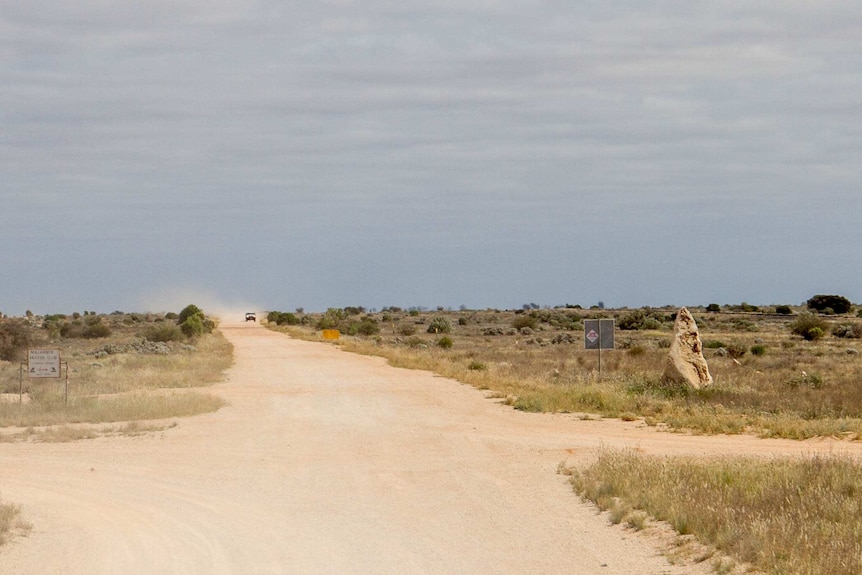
[322,329,340,340]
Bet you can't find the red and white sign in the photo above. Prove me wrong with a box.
[586,330,599,343]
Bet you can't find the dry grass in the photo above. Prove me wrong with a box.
[272,306,862,440]
[0,499,31,546]
[0,312,233,435]
[569,448,862,575]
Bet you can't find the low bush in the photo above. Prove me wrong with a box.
[178,304,204,324]
[177,305,215,339]
[144,324,185,343]
[0,319,32,361]
[426,317,452,334]
[750,344,767,356]
[832,323,861,339]
[81,321,112,339]
[512,315,538,330]
[349,318,380,337]
[397,323,417,336]
[790,312,830,341]
[618,309,663,330]
[437,336,453,349]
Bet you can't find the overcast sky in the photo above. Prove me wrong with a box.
[2,1,861,315]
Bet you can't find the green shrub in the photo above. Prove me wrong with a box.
[316,308,349,330]
[178,304,203,324]
[750,344,767,356]
[81,321,111,339]
[807,294,852,315]
[180,314,206,338]
[706,303,721,313]
[774,305,792,315]
[0,319,32,361]
[426,317,452,334]
[791,313,830,341]
[276,312,301,326]
[468,360,487,371]
[144,324,185,343]
[618,309,664,330]
[437,336,453,349]
[512,315,538,330]
[350,318,380,337]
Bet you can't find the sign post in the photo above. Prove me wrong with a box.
[584,319,615,377]
[27,349,68,405]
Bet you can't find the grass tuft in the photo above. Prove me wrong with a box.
[570,448,862,575]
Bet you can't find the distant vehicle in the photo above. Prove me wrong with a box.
[245,312,256,322]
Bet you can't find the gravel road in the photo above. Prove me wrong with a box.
[2,319,860,574]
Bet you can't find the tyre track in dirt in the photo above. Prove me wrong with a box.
[2,319,860,574]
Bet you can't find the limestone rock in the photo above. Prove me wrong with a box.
[662,307,713,388]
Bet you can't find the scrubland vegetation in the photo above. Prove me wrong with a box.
[267,300,862,440]
[267,298,862,575]
[0,305,230,439]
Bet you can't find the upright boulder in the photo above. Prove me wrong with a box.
[662,307,712,388]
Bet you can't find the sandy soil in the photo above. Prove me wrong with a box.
[2,319,861,574]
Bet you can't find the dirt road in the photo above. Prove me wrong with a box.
[2,320,861,574]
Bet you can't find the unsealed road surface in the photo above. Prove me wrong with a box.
[3,320,859,574]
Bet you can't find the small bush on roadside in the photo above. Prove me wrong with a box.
[276,312,301,326]
[178,304,204,324]
[144,324,185,343]
[468,360,487,371]
[791,312,830,341]
[180,314,207,338]
[349,318,380,337]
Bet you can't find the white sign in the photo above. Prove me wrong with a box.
[28,349,61,378]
